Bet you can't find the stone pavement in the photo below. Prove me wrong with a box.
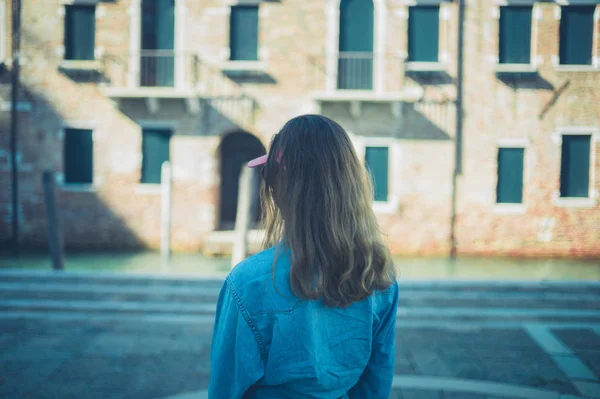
[0,270,599,399]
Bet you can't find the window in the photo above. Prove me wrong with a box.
[337,0,374,90]
[140,0,175,87]
[560,135,591,198]
[64,5,96,61]
[64,129,93,184]
[230,6,259,61]
[499,6,532,64]
[408,6,439,62]
[559,6,595,65]
[365,146,389,202]
[496,148,524,204]
[141,129,171,184]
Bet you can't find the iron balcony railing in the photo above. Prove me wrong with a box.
[103,50,200,89]
[310,52,406,93]
[102,51,258,131]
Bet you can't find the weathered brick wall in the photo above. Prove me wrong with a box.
[456,2,600,258]
[0,0,598,257]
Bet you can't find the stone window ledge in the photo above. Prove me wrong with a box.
[555,65,600,73]
[59,60,103,71]
[59,183,97,192]
[220,60,267,72]
[553,197,597,208]
[405,62,446,73]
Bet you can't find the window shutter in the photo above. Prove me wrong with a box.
[230,6,259,61]
[64,5,95,61]
[408,6,439,62]
[337,0,374,90]
[559,6,594,65]
[64,129,93,184]
[499,6,532,64]
[496,148,524,204]
[339,0,374,53]
[142,129,172,184]
[560,135,591,198]
[365,146,389,202]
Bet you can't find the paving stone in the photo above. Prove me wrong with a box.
[49,356,127,382]
[22,381,89,399]
[395,354,417,374]
[554,329,600,351]
[554,329,600,379]
[7,359,66,393]
[410,349,454,377]
[90,372,137,393]
[451,361,488,380]
[82,333,137,357]
[2,279,600,398]
[572,381,600,399]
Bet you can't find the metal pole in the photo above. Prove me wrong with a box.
[42,171,64,271]
[450,0,466,260]
[161,161,172,272]
[10,0,22,253]
[232,167,257,268]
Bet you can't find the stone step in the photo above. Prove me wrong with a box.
[0,285,598,310]
[1,270,600,295]
[1,298,600,323]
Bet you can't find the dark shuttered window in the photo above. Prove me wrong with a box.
[230,6,259,61]
[496,148,524,204]
[64,129,93,184]
[338,0,374,90]
[141,129,172,184]
[64,5,95,61]
[499,6,532,64]
[559,6,594,65]
[365,146,389,202]
[560,135,591,198]
[140,0,175,87]
[408,6,439,62]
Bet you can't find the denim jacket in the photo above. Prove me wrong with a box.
[208,246,399,399]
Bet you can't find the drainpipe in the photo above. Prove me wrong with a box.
[10,0,22,253]
[450,0,465,259]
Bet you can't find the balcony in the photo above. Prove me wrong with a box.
[101,51,200,99]
[310,52,423,117]
[100,51,257,130]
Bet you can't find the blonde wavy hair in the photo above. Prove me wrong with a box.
[260,114,398,308]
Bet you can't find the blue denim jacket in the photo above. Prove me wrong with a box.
[209,246,399,399]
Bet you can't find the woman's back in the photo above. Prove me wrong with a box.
[209,115,399,398]
[209,246,399,399]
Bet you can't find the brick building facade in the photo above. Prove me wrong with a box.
[0,0,598,257]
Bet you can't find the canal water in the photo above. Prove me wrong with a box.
[1,251,599,280]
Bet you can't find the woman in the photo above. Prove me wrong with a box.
[209,114,399,398]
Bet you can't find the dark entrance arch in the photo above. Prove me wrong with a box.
[218,132,265,230]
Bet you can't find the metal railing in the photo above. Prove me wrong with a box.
[337,52,375,90]
[102,51,258,130]
[103,50,199,89]
[310,52,406,93]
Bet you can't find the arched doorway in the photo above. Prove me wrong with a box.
[338,0,374,90]
[218,132,265,230]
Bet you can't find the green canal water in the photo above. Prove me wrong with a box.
[0,252,599,280]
